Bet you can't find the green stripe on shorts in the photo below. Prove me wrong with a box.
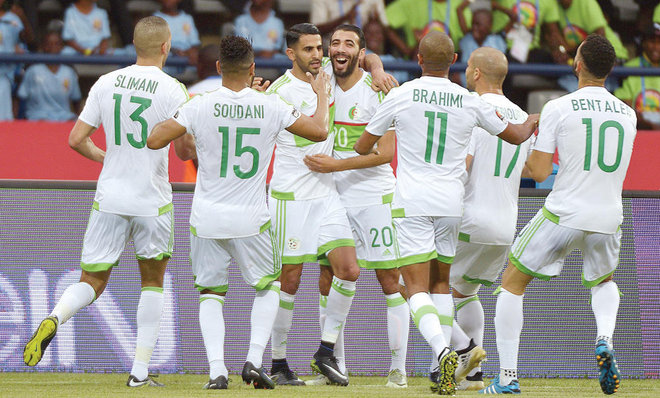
[398,251,436,267]
[81,260,118,272]
[317,239,355,257]
[508,253,553,281]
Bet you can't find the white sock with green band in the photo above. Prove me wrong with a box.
[431,293,453,343]
[495,288,523,385]
[591,281,619,345]
[322,277,356,344]
[199,294,227,379]
[130,287,164,380]
[386,292,409,373]
[246,282,280,368]
[50,282,96,325]
[271,291,295,360]
[319,294,346,373]
[455,295,484,346]
[409,292,447,359]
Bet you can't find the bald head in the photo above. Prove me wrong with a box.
[133,16,171,58]
[419,31,455,72]
[470,47,508,85]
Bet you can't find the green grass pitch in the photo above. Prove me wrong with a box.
[1,373,658,397]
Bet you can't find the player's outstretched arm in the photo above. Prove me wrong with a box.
[524,150,554,183]
[362,53,399,94]
[68,119,105,163]
[497,114,539,145]
[354,129,382,155]
[304,130,395,172]
[148,119,187,150]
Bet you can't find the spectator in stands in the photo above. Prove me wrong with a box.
[458,4,507,86]
[62,0,111,55]
[0,0,27,120]
[615,28,660,130]
[311,0,388,34]
[154,0,200,74]
[234,0,285,59]
[17,31,81,121]
[188,44,222,95]
[385,0,472,58]
[363,17,409,83]
[491,0,569,64]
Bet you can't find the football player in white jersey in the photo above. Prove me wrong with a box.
[302,24,409,388]
[267,23,397,386]
[147,35,331,390]
[444,47,532,391]
[24,17,190,387]
[355,31,539,395]
[482,35,636,395]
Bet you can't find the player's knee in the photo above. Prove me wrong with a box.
[376,269,400,294]
[280,272,302,294]
[335,264,360,282]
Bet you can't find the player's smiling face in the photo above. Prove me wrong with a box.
[291,34,324,75]
[330,30,363,78]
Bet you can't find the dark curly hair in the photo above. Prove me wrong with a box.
[219,35,254,74]
[579,34,616,79]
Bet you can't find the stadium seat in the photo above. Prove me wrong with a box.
[526,89,568,114]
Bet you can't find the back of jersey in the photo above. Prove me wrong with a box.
[172,87,300,239]
[537,86,637,234]
[79,65,188,216]
[366,76,507,217]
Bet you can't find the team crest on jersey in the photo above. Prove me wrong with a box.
[63,79,70,90]
[287,238,301,250]
[93,19,102,32]
[183,23,191,34]
[348,104,360,120]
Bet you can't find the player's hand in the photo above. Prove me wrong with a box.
[309,71,331,98]
[370,69,398,94]
[528,113,540,131]
[251,76,271,92]
[303,154,339,173]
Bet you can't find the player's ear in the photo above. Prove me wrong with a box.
[417,53,424,67]
[249,62,256,76]
[451,52,458,66]
[286,47,295,62]
[216,60,222,76]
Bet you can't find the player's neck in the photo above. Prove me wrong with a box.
[477,87,503,95]
[335,70,362,92]
[75,1,94,14]
[222,77,249,92]
[578,77,605,89]
[136,57,164,69]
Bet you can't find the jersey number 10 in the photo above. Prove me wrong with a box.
[582,118,624,173]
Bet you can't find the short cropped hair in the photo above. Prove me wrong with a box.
[331,24,365,49]
[579,34,616,79]
[133,16,170,58]
[286,23,321,48]
[219,35,254,74]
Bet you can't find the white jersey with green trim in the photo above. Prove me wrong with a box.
[173,86,300,239]
[460,93,531,245]
[365,76,508,217]
[332,70,395,207]
[535,86,636,234]
[267,58,336,200]
[78,64,189,216]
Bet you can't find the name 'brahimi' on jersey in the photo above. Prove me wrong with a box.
[173,86,300,239]
[365,76,508,217]
[535,86,637,234]
[78,65,189,216]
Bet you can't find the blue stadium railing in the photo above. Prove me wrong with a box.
[2,53,660,77]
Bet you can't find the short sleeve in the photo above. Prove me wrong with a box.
[17,68,31,99]
[100,9,111,39]
[170,80,191,116]
[533,101,559,154]
[275,94,301,131]
[474,98,508,136]
[78,78,102,127]
[172,94,201,135]
[365,89,398,136]
[70,71,82,102]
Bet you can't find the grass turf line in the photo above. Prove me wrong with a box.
[0,373,658,397]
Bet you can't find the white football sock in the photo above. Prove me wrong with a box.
[495,288,523,385]
[322,277,355,344]
[199,294,227,379]
[450,321,471,351]
[271,291,294,360]
[246,282,280,368]
[455,295,484,376]
[50,282,96,324]
[591,281,619,346]
[409,292,447,359]
[431,293,453,344]
[386,292,409,373]
[130,288,164,380]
